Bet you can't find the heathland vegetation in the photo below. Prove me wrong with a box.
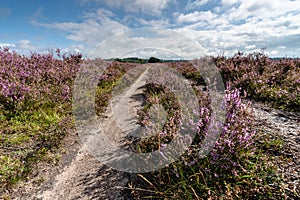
[0,48,299,199]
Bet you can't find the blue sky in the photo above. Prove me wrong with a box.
[1,0,300,58]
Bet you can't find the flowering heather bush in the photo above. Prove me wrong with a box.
[132,63,255,177]
[176,86,256,179]
[132,64,282,199]
[0,47,82,114]
[213,52,300,111]
[204,88,256,177]
[98,61,138,83]
[0,48,82,190]
[167,62,202,82]
[132,82,181,152]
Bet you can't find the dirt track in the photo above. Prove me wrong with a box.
[250,100,300,198]
[25,66,150,200]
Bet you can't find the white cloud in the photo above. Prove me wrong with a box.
[88,28,206,59]
[120,48,186,60]
[278,46,286,49]
[17,39,35,50]
[61,45,82,55]
[0,43,15,48]
[132,0,170,14]
[177,10,229,30]
[31,0,300,58]
[34,8,129,53]
[0,40,38,55]
[221,0,239,6]
[138,18,170,27]
[270,50,278,55]
[178,11,216,24]
[185,0,210,10]
[81,0,171,15]
[223,0,300,22]
[245,45,256,50]
[174,0,300,57]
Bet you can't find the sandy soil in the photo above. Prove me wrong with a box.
[250,100,299,198]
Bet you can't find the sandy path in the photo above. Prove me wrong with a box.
[250,100,300,198]
[26,65,150,200]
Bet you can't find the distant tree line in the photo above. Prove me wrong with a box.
[112,57,147,64]
[148,56,161,63]
[108,56,188,63]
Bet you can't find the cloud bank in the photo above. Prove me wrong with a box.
[21,0,300,58]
